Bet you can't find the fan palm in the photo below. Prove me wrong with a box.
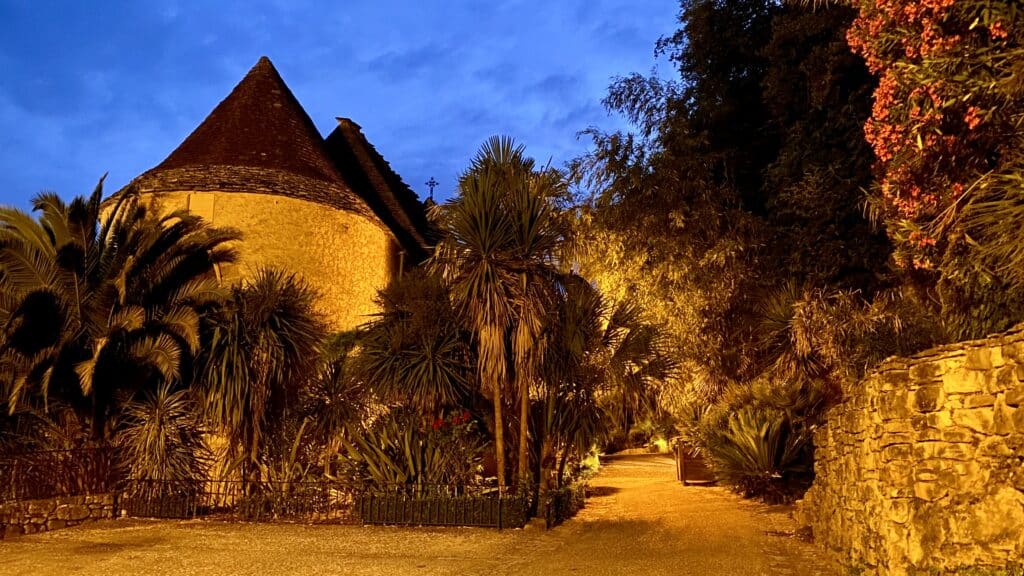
[0,180,238,438]
[198,268,325,484]
[432,136,567,490]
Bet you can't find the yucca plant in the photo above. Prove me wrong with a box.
[116,383,209,482]
[198,268,325,485]
[431,136,569,490]
[353,269,472,413]
[304,331,368,476]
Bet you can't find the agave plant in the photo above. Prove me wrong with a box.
[0,181,238,438]
[698,406,812,503]
[339,408,484,490]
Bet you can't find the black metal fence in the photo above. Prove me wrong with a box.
[356,485,531,529]
[120,479,358,522]
[0,450,581,529]
[0,448,118,503]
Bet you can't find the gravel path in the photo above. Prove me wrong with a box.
[0,454,838,576]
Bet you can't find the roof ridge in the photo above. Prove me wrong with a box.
[325,119,433,259]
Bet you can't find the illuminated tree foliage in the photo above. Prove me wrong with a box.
[575,0,894,394]
[847,0,1024,338]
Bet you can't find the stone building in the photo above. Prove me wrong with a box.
[108,57,432,330]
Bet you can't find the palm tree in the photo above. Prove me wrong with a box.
[539,276,606,494]
[540,276,673,489]
[0,180,238,439]
[198,267,325,485]
[432,136,567,490]
[353,268,473,413]
[599,299,675,439]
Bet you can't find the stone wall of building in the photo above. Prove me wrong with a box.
[0,494,116,538]
[140,191,400,331]
[799,326,1024,575]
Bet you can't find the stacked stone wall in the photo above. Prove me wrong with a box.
[0,494,116,538]
[800,325,1024,575]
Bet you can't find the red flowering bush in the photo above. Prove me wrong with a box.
[849,0,1024,336]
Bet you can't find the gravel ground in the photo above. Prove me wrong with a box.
[0,454,838,576]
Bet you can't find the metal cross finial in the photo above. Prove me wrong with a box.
[425,177,439,201]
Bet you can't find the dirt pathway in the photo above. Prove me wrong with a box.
[0,454,837,576]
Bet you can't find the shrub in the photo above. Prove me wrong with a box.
[697,406,812,503]
[338,408,484,490]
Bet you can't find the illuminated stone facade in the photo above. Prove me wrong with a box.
[108,57,430,330]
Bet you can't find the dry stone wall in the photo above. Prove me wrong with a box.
[0,494,116,538]
[799,325,1024,575]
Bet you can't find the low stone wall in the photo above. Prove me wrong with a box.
[799,325,1024,575]
[0,494,116,538]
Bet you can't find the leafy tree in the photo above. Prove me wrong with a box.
[198,268,325,484]
[574,0,897,397]
[0,182,237,439]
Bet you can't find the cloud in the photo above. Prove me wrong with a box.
[0,0,680,204]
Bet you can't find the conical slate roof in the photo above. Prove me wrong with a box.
[154,56,341,183]
[113,57,373,219]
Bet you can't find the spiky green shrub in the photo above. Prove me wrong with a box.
[338,408,484,490]
[698,405,811,503]
[116,383,209,482]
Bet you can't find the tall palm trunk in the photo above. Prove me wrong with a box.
[492,377,506,491]
[517,375,530,489]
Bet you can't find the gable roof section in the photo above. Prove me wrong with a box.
[325,118,434,260]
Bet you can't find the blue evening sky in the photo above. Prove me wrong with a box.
[0,1,676,208]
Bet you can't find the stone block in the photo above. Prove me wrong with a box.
[952,408,994,434]
[26,500,55,516]
[943,366,991,395]
[965,348,994,370]
[880,391,911,420]
[993,401,1016,436]
[914,385,945,413]
[966,393,997,408]
[967,487,1024,548]
[880,433,913,448]
[910,362,942,382]
[881,368,911,390]
[46,519,66,531]
[3,524,23,538]
[1006,384,1024,407]
[882,443,912,462]
[1001,342,1023,362]
[66,505,90,522]
[978,437,1014,458]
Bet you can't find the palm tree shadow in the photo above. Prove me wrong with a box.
[587,486,621,497]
